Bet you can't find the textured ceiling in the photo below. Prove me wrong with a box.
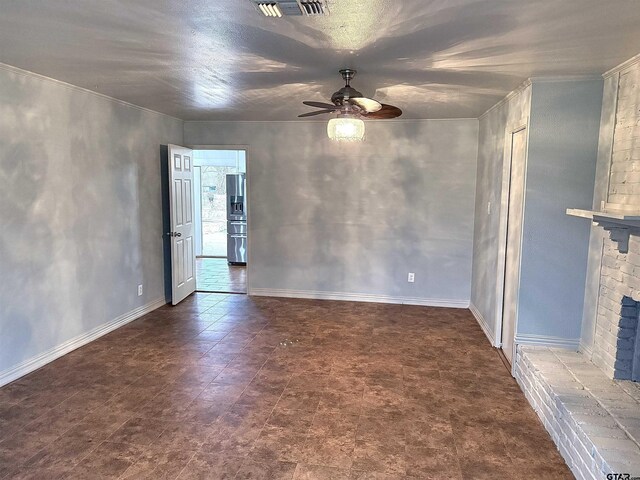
[1,0,640,120]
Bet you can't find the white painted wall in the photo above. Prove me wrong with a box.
[185,119,479,306]
[0,64,183,383]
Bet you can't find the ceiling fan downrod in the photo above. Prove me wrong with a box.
[339,68,356,87]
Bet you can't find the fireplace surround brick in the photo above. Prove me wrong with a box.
[592,235,640,380]
[589,60,640,379]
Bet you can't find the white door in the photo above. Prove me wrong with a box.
[168,145,196,305]
[502,127,527,364]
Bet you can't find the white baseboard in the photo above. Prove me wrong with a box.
[469,302,496,346]
[0,298,166,387]
[515,333,580,350]
[249,288,469,308]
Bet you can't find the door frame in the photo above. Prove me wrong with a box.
[193,166,203,258]
[189,145,251,294]
[494,124,530,370]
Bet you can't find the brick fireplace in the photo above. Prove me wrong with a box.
[593,236,640,381]
[567,59,640,382]
[588,59,640,382]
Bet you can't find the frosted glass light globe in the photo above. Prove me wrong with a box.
[327,117,365,142]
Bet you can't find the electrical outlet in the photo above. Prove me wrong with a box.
[137,284,143,296]
[408,272,415,283]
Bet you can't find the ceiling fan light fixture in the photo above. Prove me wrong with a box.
[327,117,365,142]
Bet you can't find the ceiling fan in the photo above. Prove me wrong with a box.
[298,69,402,141]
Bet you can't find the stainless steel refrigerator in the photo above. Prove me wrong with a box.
[226,173,247,265]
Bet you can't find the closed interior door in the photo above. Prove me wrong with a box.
[502,127,527,364]
[168,144,196,305]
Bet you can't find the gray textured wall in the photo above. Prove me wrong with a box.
[185,120,479,305]
[0,65,183,377]
[470,85,531,341]
[518,80,602,341]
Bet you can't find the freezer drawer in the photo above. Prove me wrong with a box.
[227,234,247,264]
[227,221,247,235]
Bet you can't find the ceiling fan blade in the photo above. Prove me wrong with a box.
[303,101,339,110]
[298,110,334,118]
[349,97,382,113]
[361,104,402,119]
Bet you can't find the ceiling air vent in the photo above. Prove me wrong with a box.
[299,0,328,16]
[252,1,328,17]
[255,2,283,17]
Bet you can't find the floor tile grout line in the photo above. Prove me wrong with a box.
[115,329,256,480]
[229,338,296,478]
[176,324,282,479]
[9,382,141,475]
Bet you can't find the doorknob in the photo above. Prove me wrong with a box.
[166,232,182,237]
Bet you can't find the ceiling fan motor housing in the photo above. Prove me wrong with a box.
[332,68,362,105]
[331,86,363,106]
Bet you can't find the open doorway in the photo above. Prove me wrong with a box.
[193,149,247,294]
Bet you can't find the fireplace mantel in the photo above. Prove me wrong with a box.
[567,208,640,253]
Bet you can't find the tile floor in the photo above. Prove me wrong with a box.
[196,257,246,294]
[0,294,572,479]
